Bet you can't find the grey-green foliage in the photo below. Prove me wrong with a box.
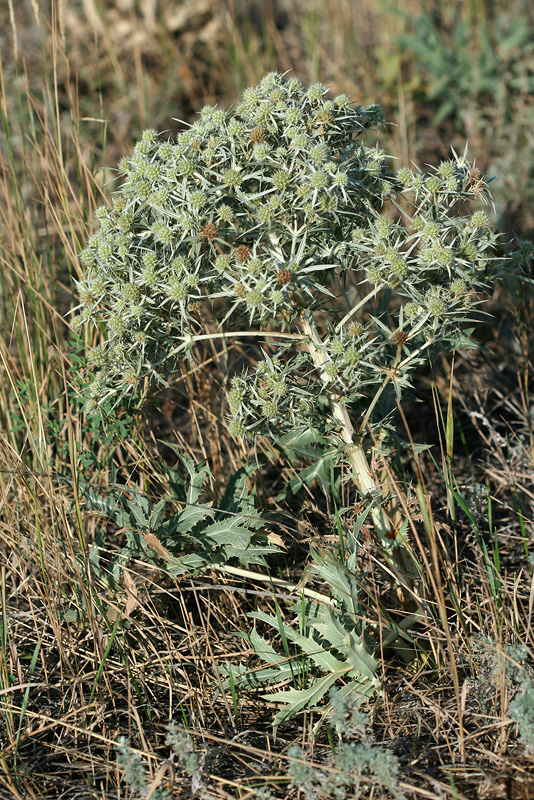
[83,453,279,580]
[509,676,534,751]
[400,10,534,127]
[73,71,529,440]
[221,511,380,732]
[117,727,203,798]
[166,724,200,779]
[287,738,402,800]
[400,9,534,221]
[74,73,386,403]
[116,737,171,800]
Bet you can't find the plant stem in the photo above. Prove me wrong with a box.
[299,313,417,581]
[215,564,336,607]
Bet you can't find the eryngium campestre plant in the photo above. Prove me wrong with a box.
[74,71,530,548]
[74,74,391,398]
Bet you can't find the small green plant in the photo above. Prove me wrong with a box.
[286,708,403,800]
[116,726,203,798]
[510,676,534,751]
[74,71,530,728]
[221,509,380,733]
[116,737,166,799]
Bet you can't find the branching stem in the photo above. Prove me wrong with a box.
[299,315,394,542]
[299,313,418,584]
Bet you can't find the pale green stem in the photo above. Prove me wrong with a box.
[174,329,304,350]
[215,564,336,607]
[335,284,386,333]
[299,314,395,546]
[357,351,400,436]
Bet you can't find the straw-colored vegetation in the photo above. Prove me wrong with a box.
[1,1,534,798]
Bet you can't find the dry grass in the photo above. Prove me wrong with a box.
[1,1,534,798]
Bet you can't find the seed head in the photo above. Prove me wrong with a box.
[236,245,251,263]
[311,171,328,190]
[450,278,466,297]
[277,269,292,285]
[348,322,363,338]
[310,143,328,163]
[405,302,419,319]
[344,347,360,365]
[247,257,262,277]
[262,400,278,419]
[426,176,441,194]
[253,143,270,161]
[158,142,174,160]
[124,368,138,385]
[272,171,291,191]
[470,210,488,228]
[434,247,453,267]
[167,282,188,302]
[145,163,162,182]
[98,240,113,260]
[291,133,308,150]
[374,215,392,239]
[397,167,413,186]
[422,222,440,239]
[223,168,241,188]
[324,362,339,379]
[367,266,382,284]
[228,388,245,411]
[412,174,425,192]
[330,338,345,357]
[190,190,206,210]
[217,205,233,223]
[87,347,106,368]
[250,126,264,143]
[307,83,326,102]
[390,256,407,278]
[184,273,199,288]
[438,161,455,179]
[201,223,218,241]
[333,171,348,187]
[228,418,247,438]
[228,119,243,137]
[392,329,408,347]
[411,215,425,231]
[215,255,231,272]
[122,282,141,303]
[141,128,158,143]
[246,289,262,307]
[427,295,446,317]
[108,315,126,337]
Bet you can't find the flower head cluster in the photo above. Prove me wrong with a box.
[74,72,392,400]
[351,151,502,339]
[74,74,530,430]
[227,353,315,439]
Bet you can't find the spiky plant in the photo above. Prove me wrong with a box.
[73,71,530,724]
